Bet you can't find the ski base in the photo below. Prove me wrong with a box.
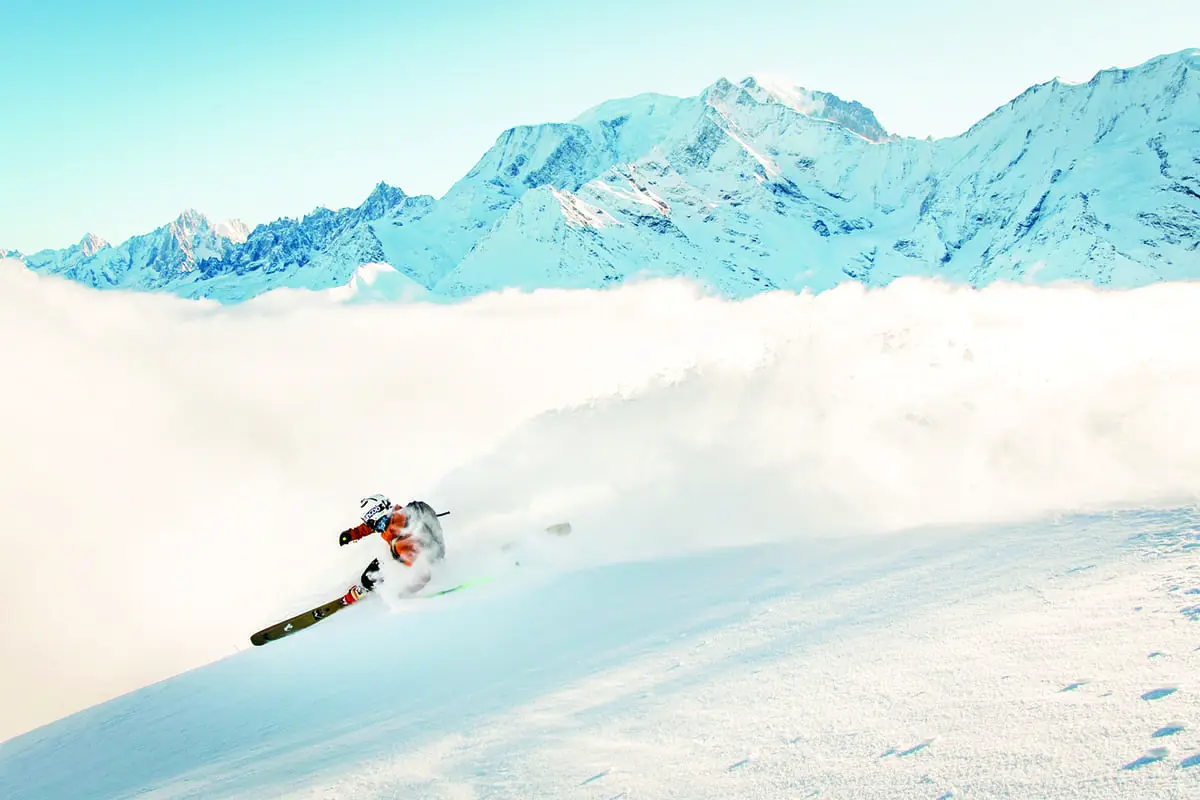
[250,596,350,646]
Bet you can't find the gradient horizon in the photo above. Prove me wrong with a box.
[1,0,1195,252]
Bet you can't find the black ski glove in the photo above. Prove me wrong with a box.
[339,530,353,546]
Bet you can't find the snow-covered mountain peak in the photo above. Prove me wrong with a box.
[167,209,250,243]
[212,219,250,244]
[960,45,1200,141]
[1047,50,1198,87]
[356,181,408,219]
[699,73,892,143]
[77,232,109,256]
[739,74,816,110]
[1065,46,1195,89]
[741,74,822,114]
[172,208,208,229]
[1114,47,1200,75]
[166,209,218,249]
[1032,47,1199,96]
[699,76,747,110]
[1119,46,1200,90]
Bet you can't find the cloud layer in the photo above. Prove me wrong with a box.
[3,261,1199,741]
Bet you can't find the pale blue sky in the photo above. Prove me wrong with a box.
[1,0,1195,252]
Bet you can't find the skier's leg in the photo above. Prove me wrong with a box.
[360,557,382,591]
[343,558,382,605]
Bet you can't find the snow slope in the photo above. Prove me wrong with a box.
[4,511,1199,799]
[3,261,1200,797]
[9,49,1199,302]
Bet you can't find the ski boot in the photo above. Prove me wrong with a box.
[342,584,367,605]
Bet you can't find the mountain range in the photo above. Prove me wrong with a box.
[8,49,1199,303]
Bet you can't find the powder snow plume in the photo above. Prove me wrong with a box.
[2,259,1200,741]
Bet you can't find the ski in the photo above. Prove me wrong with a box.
[423,575,494,597]
[250,594,353,647]
[249,520,566,646]
[250,577,492,646]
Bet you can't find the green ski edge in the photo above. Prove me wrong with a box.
[249,575,494,646]
[423,574,494,597]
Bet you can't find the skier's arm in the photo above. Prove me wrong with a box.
[338,521,374,546]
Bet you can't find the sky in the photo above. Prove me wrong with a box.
[0,0,1196,252]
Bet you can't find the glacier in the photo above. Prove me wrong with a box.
[6,48,1198,303]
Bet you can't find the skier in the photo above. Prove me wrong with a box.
[338,494,446,604]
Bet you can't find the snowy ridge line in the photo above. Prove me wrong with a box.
[8,48,1200,302]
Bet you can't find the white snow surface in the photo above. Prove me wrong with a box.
[3,261,1200,797]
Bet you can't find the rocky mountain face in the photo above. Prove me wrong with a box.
[10,49,1198,303]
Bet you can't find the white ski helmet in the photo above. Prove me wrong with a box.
[360,494,392,530]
